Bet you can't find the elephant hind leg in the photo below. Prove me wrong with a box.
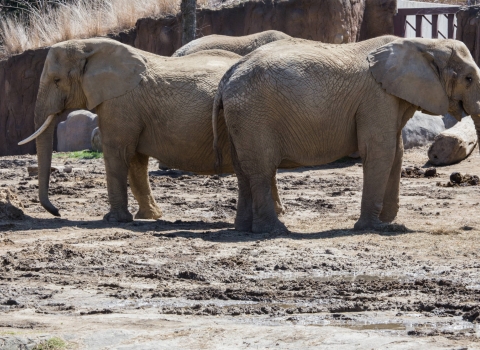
[231,142,253,232]
[128,152,162,220]
[250,172,288,235]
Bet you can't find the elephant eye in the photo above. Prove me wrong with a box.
[54,78,60,85]
[466,76,473,83]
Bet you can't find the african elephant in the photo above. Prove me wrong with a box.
[213,36,480,234]
[172,30,291,57]
[19,38,283,222]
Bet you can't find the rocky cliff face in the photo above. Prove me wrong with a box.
[134,0,367,56]
[0,48,48,156]
[0,0,396,156]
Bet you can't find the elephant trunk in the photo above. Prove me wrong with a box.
[35,116,60,217]
[473,115,480,154]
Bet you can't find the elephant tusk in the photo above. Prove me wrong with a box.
[18,115,55,145]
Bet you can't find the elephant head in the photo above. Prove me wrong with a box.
[18,38,147,217]
[368,38,480,152]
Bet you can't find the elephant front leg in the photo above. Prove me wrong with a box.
[354,133,397,231]
[103,146,133,222]
[379,134,403,223]
[128,152,162,220]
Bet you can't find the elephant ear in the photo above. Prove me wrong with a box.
[81,39,147,110]
[368,39,449,115]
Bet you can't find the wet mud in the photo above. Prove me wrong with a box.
[0,146,479,348]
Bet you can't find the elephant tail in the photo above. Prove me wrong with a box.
[212,89,223,174]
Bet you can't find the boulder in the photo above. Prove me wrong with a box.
[428,116,477,165]
[57,110,98,152]
[91,127,102,152]
[402,112,457,149]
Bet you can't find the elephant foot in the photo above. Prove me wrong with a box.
[252,217,289,235]
[275,202,286,216]
[104,209,133,223]
[353,217,382,231]
[379,204,399,223]
[234,215,253,232]
[135,205,163,220]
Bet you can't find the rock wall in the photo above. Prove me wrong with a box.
[360,0,397,41]
[0,0,399,156]
[456,5,480,65]
[0,48,48,156]
[135,0,367,56]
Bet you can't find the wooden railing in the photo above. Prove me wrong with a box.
[394,7,461,39]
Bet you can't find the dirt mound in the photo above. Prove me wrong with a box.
[401,166,437,178]
[437,172,479,187]
[0,188,25,220]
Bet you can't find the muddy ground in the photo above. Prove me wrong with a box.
[0,146,479,349]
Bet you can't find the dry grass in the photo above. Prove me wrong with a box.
[0,0,210,58]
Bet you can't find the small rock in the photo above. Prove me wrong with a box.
[424,168,436,177]
[450,172,462,184]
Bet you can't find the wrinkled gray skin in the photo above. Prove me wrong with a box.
[172,30,291,57]
[31,39,285,222]
[213,36,480,233]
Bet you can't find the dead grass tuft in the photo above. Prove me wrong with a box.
[430,227,461,236]
[0,0,210,58]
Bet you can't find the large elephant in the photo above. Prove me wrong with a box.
[213,36,480,234]
[172,30,291,57]
[19,38,285,222]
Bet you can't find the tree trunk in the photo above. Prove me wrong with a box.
[428,116,477,166]
[181,0,196,46]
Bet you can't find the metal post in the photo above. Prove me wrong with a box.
[448,13,455,38]
[432,15,438,38]
[394,14,407,37]
[416,15,423,37]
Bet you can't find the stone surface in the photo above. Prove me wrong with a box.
[428,116,477,165]
[57,110,98,152]
[402,112,449,149]
[456,5,480,66]
[360,0,397,41]
[91,127,102,152]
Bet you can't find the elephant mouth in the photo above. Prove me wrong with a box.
[449,99,468,121]
[458,100,468,116]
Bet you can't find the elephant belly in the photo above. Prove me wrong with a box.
[136,125,233,175]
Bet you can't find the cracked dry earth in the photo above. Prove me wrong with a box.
[0,146,479,349]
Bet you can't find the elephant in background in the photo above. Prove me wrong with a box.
[19,39,259,222]
[172,30,291,57]
[213,36,480,233]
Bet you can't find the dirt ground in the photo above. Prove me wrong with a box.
[0,146,479,349]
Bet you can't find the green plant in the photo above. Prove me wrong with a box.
[33,337,66,350]
[53,150,103,159]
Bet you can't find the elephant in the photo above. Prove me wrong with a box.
[172,30,291,57]
[18,38,284,222]
[213,35,480,234]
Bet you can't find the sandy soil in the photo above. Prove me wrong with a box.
[0,147,479,349]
